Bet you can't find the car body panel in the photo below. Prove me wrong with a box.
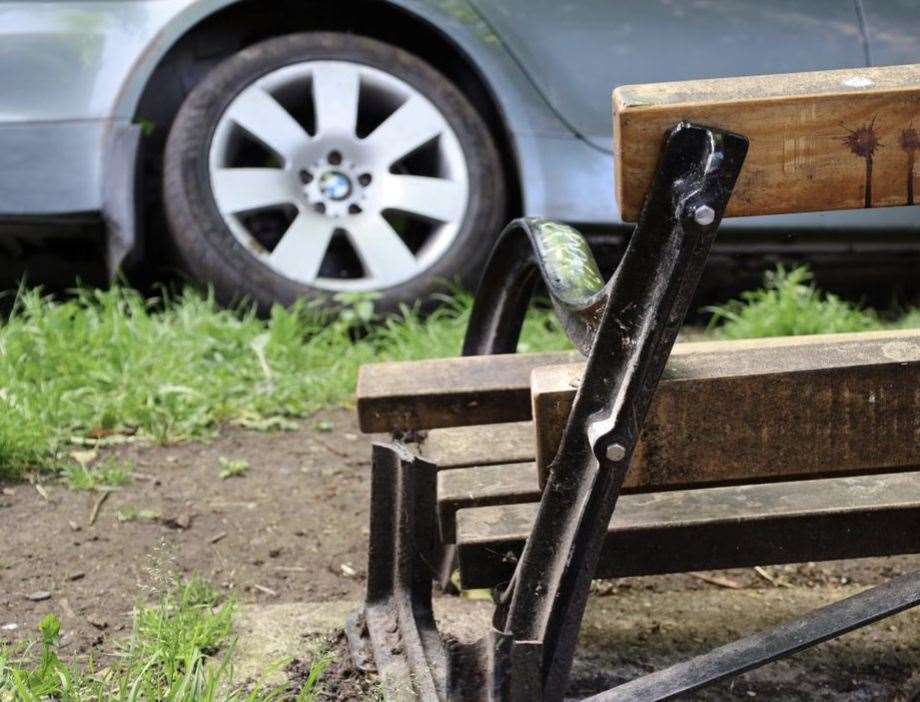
[469,0,868,151]
[0,0,581,225]
[861,0,920,66]
[0,0,918,255]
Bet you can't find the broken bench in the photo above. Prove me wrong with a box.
[349,63,920,701]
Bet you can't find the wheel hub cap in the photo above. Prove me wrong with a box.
[319,171,352,201]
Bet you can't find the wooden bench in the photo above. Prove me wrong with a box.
[349,64,920,702]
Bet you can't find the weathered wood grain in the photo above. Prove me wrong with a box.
[437,462,540,542]
[614,64,920,221]
[534,329,920,486]
[455,471,920,589]
[357,351,580,433]
[419,421,533,469]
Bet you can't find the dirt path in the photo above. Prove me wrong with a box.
[1,411,919,699]
[0,409,370,659]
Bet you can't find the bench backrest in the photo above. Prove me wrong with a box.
[615,63,920,221]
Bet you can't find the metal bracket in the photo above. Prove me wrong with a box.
[346,122,920,700]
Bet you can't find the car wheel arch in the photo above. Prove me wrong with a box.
[125,0,524,265]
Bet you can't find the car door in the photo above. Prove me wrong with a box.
[469,0,868,151]
[859,0,920,65]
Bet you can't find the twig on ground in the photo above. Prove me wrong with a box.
[89,490,110,525]
[689,572,743,589]
[314,436,350,458]
[753,565,789,587]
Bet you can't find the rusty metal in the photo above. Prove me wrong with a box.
[347,121,920,700]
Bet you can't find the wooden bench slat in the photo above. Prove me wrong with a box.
[420,421,534,469]
[456,471,920,589]
[614,63,920,222]
[534,329,920,486]
[356,351,580,433]
[437,462,539,543]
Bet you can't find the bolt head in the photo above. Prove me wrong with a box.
[692,204,716,226]
[605,443,626,462]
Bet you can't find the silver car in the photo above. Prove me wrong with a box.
[2,0,918,311]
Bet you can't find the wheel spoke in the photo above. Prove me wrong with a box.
[224,87,310,161]
[211,168,295,214]
[269,212,336,283]
[380,175,466,222]
[363,95,445,166]
[312,63,361,138]
[347,214,419,285]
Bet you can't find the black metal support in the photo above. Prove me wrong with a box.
[491,122,748,702]
[347,121,920,700]
[345,443,446,700]
[588,570,920,701]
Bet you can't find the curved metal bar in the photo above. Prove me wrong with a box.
[461,217,608,357]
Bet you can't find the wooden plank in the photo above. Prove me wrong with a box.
[533,329,920,486]
[456,471,920,589]
[356,351,580,433]
[614,64,920,222]
[420,421,534,469]
[437,463,540,543]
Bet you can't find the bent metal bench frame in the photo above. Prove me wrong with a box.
[346,65,920,701]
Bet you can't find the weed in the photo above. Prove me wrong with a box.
[218,457,249,480]
[61,459,133,491]
[0,286,569,480]
[0,576,333,701]
[0,274,914,481]
[706,266,885,339]
[115,507,160,523]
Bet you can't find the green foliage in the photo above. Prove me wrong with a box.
[0,272,913,481]
[0,577,331,701]
[0,286,570,480]
[706,266,885,339]
[218,456,249,480]
[62,459,134,491]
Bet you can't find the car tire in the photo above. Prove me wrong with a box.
[163,32,506,314]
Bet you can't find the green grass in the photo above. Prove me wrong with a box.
[0,577,330,701]
[218,457,249,480]
[61,459,133,491]
[706,266,886,339]
[0,269,916,481]
[0,287,569,481]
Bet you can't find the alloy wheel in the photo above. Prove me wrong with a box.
[208,60,470,291]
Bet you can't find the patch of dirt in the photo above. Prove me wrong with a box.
[0,408,371,662]
[290,632,380,701]
[2,408,920,699]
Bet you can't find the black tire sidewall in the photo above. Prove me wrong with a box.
[163,32,506,313]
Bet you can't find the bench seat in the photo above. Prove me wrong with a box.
[455,470,920,589]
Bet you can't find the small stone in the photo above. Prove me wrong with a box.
[1,623,17,631]
[67,572,85,582]
[68,520,81,532]
[26,591,51,602]
[340,563,356,577]
[87,615,108,630]
[1,488,14,497]
[268,548,282,558]
[175,512,192,530]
